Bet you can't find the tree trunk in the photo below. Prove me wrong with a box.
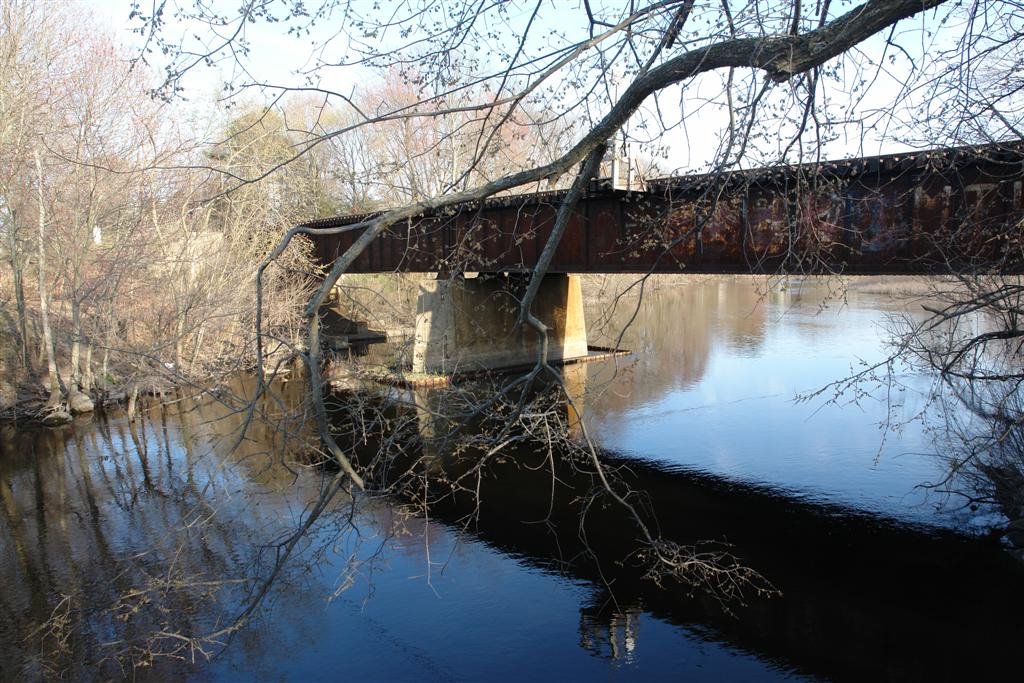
[82,344,93,392]
[5,209,30,371]
[33,318,44,368]
[189,322,206,374]
[175,315,184,375]
[70,298,81,391]
[34,149,61,409]
[101,346,109,396]
[127,382,139,422]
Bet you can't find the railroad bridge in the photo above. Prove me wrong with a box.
[310,141,1024,373]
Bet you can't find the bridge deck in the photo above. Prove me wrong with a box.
[309,142,1024,275]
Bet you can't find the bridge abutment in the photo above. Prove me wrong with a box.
[412,273,588,374]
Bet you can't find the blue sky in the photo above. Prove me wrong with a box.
[87,0,992,173]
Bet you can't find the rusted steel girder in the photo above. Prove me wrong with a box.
[309,141,1024,275]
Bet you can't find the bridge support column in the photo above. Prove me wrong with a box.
[412,273,588,374]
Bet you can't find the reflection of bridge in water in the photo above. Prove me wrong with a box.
[341,381,1024,681]
[311,142,1024,374]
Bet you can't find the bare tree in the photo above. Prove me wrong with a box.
[123,0,992,620]
[10,0,1024,673]
[32,149,62,413]
[792,1,1024,548]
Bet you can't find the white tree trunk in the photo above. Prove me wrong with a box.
[34,148,61,409]
[82,343,93,392]
[70,298,81,391]
[4,210,30,370]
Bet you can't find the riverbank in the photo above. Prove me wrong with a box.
[0,366,216,428]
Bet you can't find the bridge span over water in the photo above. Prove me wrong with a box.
[310,142,1024,374]
[310,141,1024,277]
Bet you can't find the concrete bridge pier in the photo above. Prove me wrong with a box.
[412,273,588,374]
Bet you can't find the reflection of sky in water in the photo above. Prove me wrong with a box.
[586,280,972,528]
[206,494,799,681]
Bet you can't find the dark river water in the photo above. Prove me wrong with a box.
[2,276,1022,681]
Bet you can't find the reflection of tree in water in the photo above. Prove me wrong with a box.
[924,381,1024,559]
[0,415,240,677]
[579,599,641,663]
[0,372,661,676]
[584,277,776,415]
[0,382,393,678]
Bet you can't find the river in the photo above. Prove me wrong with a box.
[1,276,1021,681]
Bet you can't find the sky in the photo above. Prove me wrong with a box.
[85,0,998,174]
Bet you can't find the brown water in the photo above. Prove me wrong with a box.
[1,277,1021,681]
